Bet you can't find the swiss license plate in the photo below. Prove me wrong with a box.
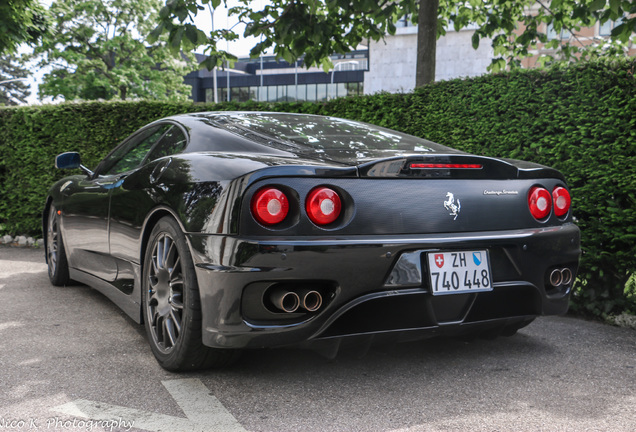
[426,250,493,296]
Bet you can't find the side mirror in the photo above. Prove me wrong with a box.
[55,152,81,169]
[55,152,94,177]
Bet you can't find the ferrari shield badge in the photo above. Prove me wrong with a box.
[444,192,461,220]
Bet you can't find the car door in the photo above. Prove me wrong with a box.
[108,124,188,275]
[62,124,170,281]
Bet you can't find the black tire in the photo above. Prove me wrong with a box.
[142,216,238,371]
[46,204,70,286]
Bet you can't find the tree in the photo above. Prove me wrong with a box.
[0,55,31,105]
[418,0,439,87]
[0,0,48,55]
[451,0,636,70]
[35,0,195,101]
[154,0,636,88]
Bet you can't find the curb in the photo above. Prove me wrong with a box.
[0,235,44,248]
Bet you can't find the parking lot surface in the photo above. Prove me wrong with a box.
[1,246,635,432]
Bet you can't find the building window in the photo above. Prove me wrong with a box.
[306,84,317,101]
[317,84,328,101]
[248,87,258,101]
[345,82,360,96]
[296,84,307,101]
[204,82,363,103]
[266,86,278,102]
[240,87,251,102]
[336,83,347,98]
[546,23,570,40]
[205,88,215,103]
[286,85,298,101]
[207,88,228,103]
[277,85,287,102]
[230,87,240,102]
[333,61,360,71]
[599,18,623,36]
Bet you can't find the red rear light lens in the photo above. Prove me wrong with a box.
[552,186,571,217]
[251,187,289,225]
[528,186,552,220]
[306,187,342,225]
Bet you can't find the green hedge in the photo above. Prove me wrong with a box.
[1,59,634,317]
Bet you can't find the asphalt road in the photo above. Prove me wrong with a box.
[1,246,635,432]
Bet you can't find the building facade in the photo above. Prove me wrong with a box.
[520,18,636,68]
[185,13,633,102]
[363,19,495,94]
[185,51,368,103]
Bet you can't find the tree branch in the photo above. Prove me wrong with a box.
[535,0,586,49]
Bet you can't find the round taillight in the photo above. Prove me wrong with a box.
[251,187,289,226]
[552,186,571,217]
[528,186,552,220]
[306,187,342,226]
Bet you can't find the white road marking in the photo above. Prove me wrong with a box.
[52,378,247,432]
[54,400,195,432]
[162,378,245,431]
[0,321,23,331]
[0,261,47,277]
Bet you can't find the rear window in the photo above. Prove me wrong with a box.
[209,113,452,154]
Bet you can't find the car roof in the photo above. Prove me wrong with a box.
[161,112,462,164]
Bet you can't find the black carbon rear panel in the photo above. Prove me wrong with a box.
[318,285,541,338]
[241,177,570,236]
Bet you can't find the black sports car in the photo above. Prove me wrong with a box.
[45,112,580,370]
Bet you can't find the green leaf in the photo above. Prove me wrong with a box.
[472,32,480,50]
[185,25,200,46]
[610,22,631,42]
[148,24,165,44]
[320,57,333,73]
[170,27,185,54]
[589,0,606,12]
[609,0,620,14]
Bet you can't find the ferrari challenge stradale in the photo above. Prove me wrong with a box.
[44,112,581,370]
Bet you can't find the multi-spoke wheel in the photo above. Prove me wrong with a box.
[46,204,70,286]
[147,231,185,353]
[142,216,238,371]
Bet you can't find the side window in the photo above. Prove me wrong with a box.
[101,125,171,175]
[144,126,187,163]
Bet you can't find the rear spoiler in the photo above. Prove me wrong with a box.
[357,155,565,181]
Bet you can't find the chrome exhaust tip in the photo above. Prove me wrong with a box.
[549,269,563,287]
[270,289,300,313]
[561,268,573,285]
[300,290,323,312]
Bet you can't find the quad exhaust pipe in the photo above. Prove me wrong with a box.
[549,268,573,287]
[270,289,301,313]
[269,288,324,313]
[298,289,323,312]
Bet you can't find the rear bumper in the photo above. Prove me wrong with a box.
[187,223,580,349]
